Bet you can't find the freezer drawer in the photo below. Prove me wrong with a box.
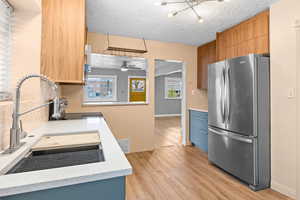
[208,127,256,185]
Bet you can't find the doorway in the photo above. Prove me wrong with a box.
[154,59,186,148]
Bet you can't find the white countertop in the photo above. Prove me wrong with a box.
[189,107,208,112]
[0,117,132,197]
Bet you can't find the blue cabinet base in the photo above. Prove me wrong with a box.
[2,177,125,200]
[189,110,208,153]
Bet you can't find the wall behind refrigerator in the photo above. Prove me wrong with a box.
[270,0,300,198]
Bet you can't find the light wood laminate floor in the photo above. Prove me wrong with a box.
[126,146,292,200]
[155,117,181,148]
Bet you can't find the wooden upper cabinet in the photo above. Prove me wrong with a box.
[197,41,216,90]
[254,11,269,38]
[216,10,269,60]
[41,0,86,84]
[216,33,226,61]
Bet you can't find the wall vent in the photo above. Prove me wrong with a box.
[117,138,130,154]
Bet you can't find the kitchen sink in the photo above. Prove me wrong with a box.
[6,112,105,174]
[6,145,105,174]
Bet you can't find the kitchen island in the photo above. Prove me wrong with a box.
[0,117,132,200]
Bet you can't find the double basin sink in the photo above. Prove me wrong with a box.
[6,113,105,175]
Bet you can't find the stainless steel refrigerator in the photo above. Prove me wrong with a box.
[208,54,270,191]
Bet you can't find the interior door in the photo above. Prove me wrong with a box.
[226,55,255,136]
[208,61,226,130]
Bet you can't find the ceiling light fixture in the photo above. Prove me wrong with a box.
[155,0,228,23]
[121,67,129,72]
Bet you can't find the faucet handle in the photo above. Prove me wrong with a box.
[19,120,27,139]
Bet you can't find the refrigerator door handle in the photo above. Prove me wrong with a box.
[208,128,253,144]
[225,64,231,123]
[221,68,226,123]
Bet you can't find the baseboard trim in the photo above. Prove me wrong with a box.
[271,180,296,199]
[155,114,182,118]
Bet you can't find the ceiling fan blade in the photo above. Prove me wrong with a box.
[127,65,141,69]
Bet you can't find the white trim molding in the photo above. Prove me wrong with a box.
[154,59,187,146]
[296,18,300,200]
[271,180,296,199]
[155,114,182,118]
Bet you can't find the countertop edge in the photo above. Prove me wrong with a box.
[0,118,133,197]
[0,168,132,197]
[189,107,208,112]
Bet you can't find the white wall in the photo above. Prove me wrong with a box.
[270,0,300,198]
[0,0,49,150]
[62,32,208,153]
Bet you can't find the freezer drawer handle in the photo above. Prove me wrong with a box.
[208,128,253,144]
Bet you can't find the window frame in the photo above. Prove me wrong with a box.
[83,75,118,103]
[164,77,182,100]
[0,0,13,101]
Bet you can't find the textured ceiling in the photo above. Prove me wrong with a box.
[155,60,182,76]
[86,0,278,46]
[89,54,147,70]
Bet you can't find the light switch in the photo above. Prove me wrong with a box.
[192,90,195,95]
[288,88,296,99]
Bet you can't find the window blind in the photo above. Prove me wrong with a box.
[0,0,13,101]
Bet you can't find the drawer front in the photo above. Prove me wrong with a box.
[208,127,255,185]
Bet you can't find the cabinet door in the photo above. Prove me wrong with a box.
[190,111,208,152]
[197,41,216,89]
[232,27,240,46]
[224,30,233,48]
[216,33,226,61]
[255,36,269,54]
[254,11,269,38]
[41,0,86,83]
[243,20,255,41]
[226,46,238,59]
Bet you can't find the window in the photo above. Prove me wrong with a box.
[0,0,13,101]
[84,53,148,105]
[165,77,182,99]
[84,75,117,102]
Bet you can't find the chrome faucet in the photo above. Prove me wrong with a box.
[4,74,61,154]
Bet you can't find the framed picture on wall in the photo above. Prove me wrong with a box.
[165,77,182,99]
[84,75,117,102]
[128,76,147,102]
